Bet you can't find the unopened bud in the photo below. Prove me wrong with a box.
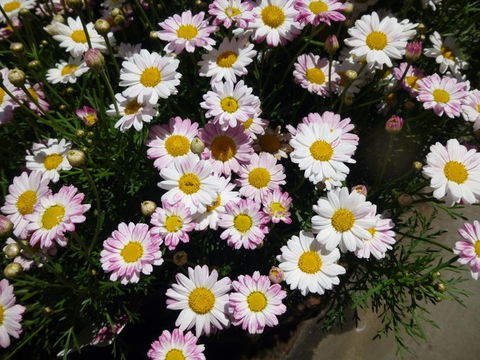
[149,31,158,40]
[66,87,75,94]
[417,23,426,34]
[405,41,422,62]
[324,35,339,55]
[8,68,26,87]
[141,201,157,216]
[344,95,354,106]
[419,34,426,41]
[59,104,67,111]
[343,2,354,15]
[0,215,13,237]
[76,129,85,137]
[385,115,404,134]
[268,266,284,284]
[173,251,188,266]
[398,194,412,206]
[4,262,23,278]
[95,19,111,35]
[4,243,20,259]
[43,306,53,315]
[113,15,126,26]
[19,8,30,17]
[435,283,446,292]
[10,42,24,54]
[67,150,86,167]
[83,49,105,70]
[66,0,83,10]
[53,14,65,23]
[344,69,358,81]
[413,161,423,171]
[111,8,121,17]
[190,138,205,154]
[404,101,415,110]
[351,185,367,196]
[27,60,41,69]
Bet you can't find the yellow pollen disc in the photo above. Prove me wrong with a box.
[247,291,268,312]
[43,153,63,170]
[27,88,39,102]
[306,68,326,85]
[433,89,450,103]
[475,241,480,257]
[259,134,281,153]
[71,30,88,43]
[165,215,183,233]
[309,1,328,14]
[248,168,271,188]
[233,214,253,233]
[367,228,376,237]
[0,305,4,326]
[188,287,215,314]
[3,1,20,12]
[124,99,142,115]
[261,5,285,28]
[243,118,254,130]
[140,67,162,87]
[165,135,190,157]
[225,6,241,17]
[178,173,201,194]
[120,241,144,263]
[0,88,5,104]
[366,31,388,50]
[210,135,237,162]
[310,140,333,161]
[176,24,198,40]
[405,76,420,89]
[298,251,322,274]
[443,161,468,184]
[165,349,186,360]
[270,202,286,214]
[85,115,97,125]
[331,208,355,232]
[440,45,455,60]
[220,96,239,113]
[41,205,65,230]
[61,64,78,76]
[216,51,238,68]
[16,190,37,215]
[477,104,480,113]
[206,194,221,212]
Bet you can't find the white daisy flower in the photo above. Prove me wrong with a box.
[0,0,35,23]
[277,231,346,296]
[462,89,480,126]
[0,68,17,125]
[46,57,89,84]
[424,31,468,75]
[421,0,441,10]
[25,139,72,183]
[115,42,142,60]
[166,265,232,337]
[106,93,158,132]
[119,49,182,105]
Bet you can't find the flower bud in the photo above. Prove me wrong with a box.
[27,60,41,69]
[344,70,358,81]
[76,129,85,137]
[113,15,126,26]
[111,8,121,17]
[190,138,205,154]
[412,161,423,171]
[4,243,20,259]
[67,150,86,167]
[141,201,157,216]
[76,105,98,126]
[404,101,415,110]
[149,31,158,40]
[385,115,404,134]
[419,34,426,41]
[19,8,30,17]
[53,14,65,23]
[59,104,67,111]
[94,19,111,35]
[343,1,354,15]
[435,282,446,292]
[66,0,83,10]
[324,35,339,55]
[173,251,188,266]
[405,41,422,62]
[268,266,284,284]
[417,23,426,34]
[10,42,24,54]
[351,184,367,196]
[4,262,23,278]
[83,49,105,70]
[0,215,13,237]
[8,68,26,87]
[344,95,354,106]
[43,306,53,315]
[398,194,412,206]
[66,87,75,94]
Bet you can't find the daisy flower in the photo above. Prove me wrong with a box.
[0,0,35,23]
[157,11,218,54]
[416,74,468,118]
[208,0,255,29]
[344,12,417,68]
[75,106,98,127]
[454,221,480,280]
[392,62,424,97]
[158,154,219,214]
[312,187,376,252]
[254,125,291,160]
[294,0,346,26]
[237,152,286,202]
[277,231,346,295]
[424,31,468,75]
[249,0,303,47]
[199,121,253,176]
[293,53,339,97]
[423,138,480,206]
[100,222,163,285]
[0,279,26,348]
[201,80,260,129]
[46,57,89,84]
[119,49,182,105]
[422,0,441,10]
[301,111,359,147]
[1,171,50,239]
[116,42,142,60]
[106,93,158,132]
[147,329,205,360]
[52,17,112,57]
[147,117,199,171]
[14,82,49,114]
[229,271,286,334]
[150,202,195,251]
[241,114,268,139]
[25,138,72,183]
[218,199,269,249]
[166,265,231,337]
[0,68,17,125]
[262,189,292,224]
[461,89,480,126]
[198,36,257,84]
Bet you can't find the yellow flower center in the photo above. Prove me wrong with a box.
[233,214,253,233]
[176,24,198,40]
[331,208,355,232]
[443,161,468,184]
[165,215,183,233]
[210,135,237,162]
[165,135,190,157]
[440,45,455,60]
[0,305,4,326]
[71,30,88,43]
[0,88,5,105]
[258,134,281,153]
[225,6,241,17]
[165,349,186,360]
[261,5,285,28]
[27,88,39,102]
[248,168,271,188]
[178,173,201,194]
[220,96,239,113]
[41,205,66,230]
[242,118,254,130]
[298,251,322,274]
[433,89,450,103]
[366,31,388,50]
[309,1,328,14]
[16,190,37,215]
[477,104,480,113]
[188,287,215,314]
[85,114,97,125]
[216,51,238,68]
[367,228,376,237]
[124,99,142,115]
[61,64,78,76]
[270,202,286,214]
[206,194,221,212]
[3,1,20,12]
[405,75,420,89]
[475,241,480,257]
[310,140,333,161]
[139,67,162,87]
[43,153,63,170]
[247,291,268,312]
[120,241,144,263]
[306,68,326,85]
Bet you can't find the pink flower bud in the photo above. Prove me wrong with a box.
[75,105,98,126]
[83,48,105,69]
[405,41,422,62]
[324,35,339,55]
[268,266,284,284]
[385,115,404,133]
[351,185,367,196]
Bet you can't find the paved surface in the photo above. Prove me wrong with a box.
[285,204,480,360]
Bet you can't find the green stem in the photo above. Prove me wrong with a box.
[100,69,119,115]
[375,134,394,188]
[0,6,25,44]
[84,166,103,255]
[396,231,453,252]
[103,34,120,75]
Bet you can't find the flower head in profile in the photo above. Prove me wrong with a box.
[0,279,26,348]
[75,106,98,126]
[454,221,480,280]
[424,31,468,75]
[461,89,480,127]
[147,329,205,360]
[25,139,72,183]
